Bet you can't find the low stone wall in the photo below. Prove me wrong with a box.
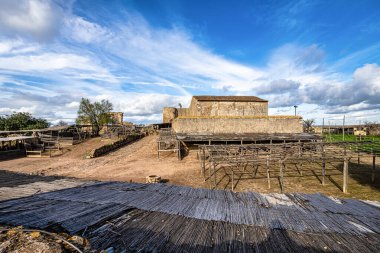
[86,134,143,158]
[172,116,303,134]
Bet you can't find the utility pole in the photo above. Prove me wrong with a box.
[294,105,298,116]
[343,115,345,141]
[322,118,325,136]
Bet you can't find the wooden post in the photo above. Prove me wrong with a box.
[357,141,360,165]
[343,157,348,193]
[372,154,376,183]
[322,118,324,136]
[202,148,206,177]
[322,143,325,185]
[266,157,271,189]
[279,161,285,193]
[343,115,345,141]
[177,140,181,160]
[232,170,234,191]
[213,161,217,188]
[157,141,160,159]
[209,161,212,189]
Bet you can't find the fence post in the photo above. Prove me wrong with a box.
[157,141,160,159]
[322,143,325,185]
[279,161,285,193]
[266,157,271,189]
[372,150,376,183]
[343,157,348,193]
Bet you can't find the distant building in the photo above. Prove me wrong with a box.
[109,112,124,125]
[314,125,368,136]
[163,96,302,134]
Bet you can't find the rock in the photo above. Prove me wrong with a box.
[30,231,40,238]
[68,235,84,245]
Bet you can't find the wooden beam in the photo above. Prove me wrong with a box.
[372,154,376,183]
[343,158,348,193]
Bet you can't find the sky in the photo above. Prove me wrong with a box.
[0,0,379,125]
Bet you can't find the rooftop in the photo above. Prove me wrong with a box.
[193,95,268,102]
[0,172,379,252]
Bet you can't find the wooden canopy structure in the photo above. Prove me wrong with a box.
[199,140,380,192]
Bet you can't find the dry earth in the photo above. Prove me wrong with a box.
[0,135,203,186]
[1,135,380,200]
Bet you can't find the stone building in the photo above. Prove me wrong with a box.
[163,96,303,134]
[109,112,124,124]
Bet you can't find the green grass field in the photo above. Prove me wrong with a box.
[323,134,380,155]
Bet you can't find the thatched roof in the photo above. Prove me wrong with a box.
[0,179,379,252]
[193,95,268,102]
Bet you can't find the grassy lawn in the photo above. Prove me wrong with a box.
[323,134,380,155]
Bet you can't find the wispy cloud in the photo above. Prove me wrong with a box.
[0,0,379,124]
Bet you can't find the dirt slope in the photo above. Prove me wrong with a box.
[0,135,203,186]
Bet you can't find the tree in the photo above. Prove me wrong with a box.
[55,120,69,126]
[364,121,379,135]
[0,112,49,131]
[303,119,315,133]
[76,98,114,135]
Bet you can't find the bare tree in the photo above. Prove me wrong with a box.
[303,119,315,133]
[364,121,379,135]
[56,120,68,126]
[76,98,113,136]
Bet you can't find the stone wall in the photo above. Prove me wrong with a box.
[109,112,124,124]
[163,107,177,123]
[190,101,268,117]
[86,134,143,158]
[172,116,303,134]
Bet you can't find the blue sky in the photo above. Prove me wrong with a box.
[0,0,379,125]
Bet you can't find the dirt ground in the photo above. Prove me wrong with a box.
[1,135,380,201]
[0,226,89,252]
[0,135,203,186]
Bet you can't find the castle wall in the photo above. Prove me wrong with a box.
[163,107,177,123]
[188,99,268,117]
[172,116,303,134]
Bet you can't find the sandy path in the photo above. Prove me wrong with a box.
[0,135,204,186]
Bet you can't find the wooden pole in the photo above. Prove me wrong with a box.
[213,161,217,188]
[372,153,376,183]
[157,141,160,159]
[177,140,180,160]
[231,170,234,191]
[209,161,212,189]
[328,121,332,142]
[322,143,325,185]
[343,157,348,193]
[279,161,285,193]
[343,115,345,141]
[357,142,360,165]
[202,148,206,178]
[322,118,324,136]
[266,157,271,189]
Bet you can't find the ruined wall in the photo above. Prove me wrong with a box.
[109,112,124,124]
[172,116,303,134]
[86,134,143,158]
[163,107,177,123]
[188,100,268,117]
[177,108,191,117]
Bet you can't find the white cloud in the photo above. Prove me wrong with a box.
[62,16,110,43]
[0,4,379,124]
[0,39,39,55]
[65,101,80,109]
[0,52,119,83]
[0,0,66,41]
